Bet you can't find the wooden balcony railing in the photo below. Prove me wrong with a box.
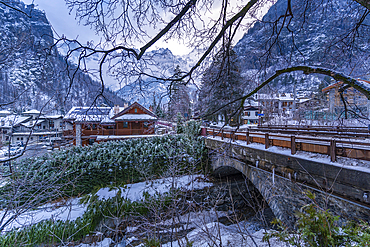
[64,128,154,137]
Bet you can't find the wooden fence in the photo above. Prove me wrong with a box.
[204,127,370,162]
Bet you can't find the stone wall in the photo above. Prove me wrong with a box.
[212,154,370,227]
[183,173,275,228]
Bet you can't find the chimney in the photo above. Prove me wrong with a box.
[124,103,129,108]
[114,105,120,115]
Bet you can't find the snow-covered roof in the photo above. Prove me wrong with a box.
[322,79,370,94]
[298,98,310,103]
[75,115,106,123]
[115,114,157,121]
[0,115,31,128]
[257,93,308,102]
[64,104,157,124]
[44,115,63,119]
[101,115,115,124]
[22,109,41,115]
[20,119,46,128]
[112,102,157,119]
[64,107,111,121]
[0,110,12,116]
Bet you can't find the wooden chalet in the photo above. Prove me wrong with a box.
[63,102,157,146]
[110,102,157,135]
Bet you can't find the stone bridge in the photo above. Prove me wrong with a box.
[205,137,370,226]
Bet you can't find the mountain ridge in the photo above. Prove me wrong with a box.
[0,0,124,114]
[234,0,370,94]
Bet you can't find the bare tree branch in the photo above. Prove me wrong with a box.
[0,0,33,18]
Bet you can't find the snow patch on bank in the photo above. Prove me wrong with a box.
[96,174,212,201]
[1,175,212,232]
[162,222,290,247]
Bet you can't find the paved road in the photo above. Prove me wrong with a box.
[18,143,50,161]
[0,143,50,162]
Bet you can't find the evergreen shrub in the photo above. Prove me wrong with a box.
[0,135,206,205]
[263,192,370,246]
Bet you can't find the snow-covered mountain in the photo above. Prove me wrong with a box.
[116,48,196,107]
[0,0,124,114]
[234,0,370,94]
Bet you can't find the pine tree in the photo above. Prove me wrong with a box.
[167,65,191,121]
[151,93,165,119]
[197,47,244,124]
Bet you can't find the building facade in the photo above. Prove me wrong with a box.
[64,102,158,146]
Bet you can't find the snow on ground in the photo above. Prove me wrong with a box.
[162,223,289,247]
[96,174,213,201]
[74,238,113,247]
[126,208,283,247]
[0,175,212,233]
[70,215,287,247]
[0,198,87,232]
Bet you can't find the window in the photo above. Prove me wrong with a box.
[21,137,23,141]
[17,137,19,140]
[31,137,33,140]
[134,108,137,113]
[123,122,128,128]
[144,122,148,127]
[92,124,97,130]
[247,112,250,116]
[255,112,258,116]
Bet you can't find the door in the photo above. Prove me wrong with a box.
[131,122,141,135]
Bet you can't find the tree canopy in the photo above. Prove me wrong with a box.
[197,48,244,122]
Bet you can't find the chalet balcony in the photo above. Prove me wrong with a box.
[99,129,154,135]
[13,128,62,134]
[65,129,154,137]
[63,130,75,137]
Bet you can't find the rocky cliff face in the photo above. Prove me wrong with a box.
[0,0,124,114]
[234,0,370,94]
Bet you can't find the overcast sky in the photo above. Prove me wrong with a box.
[23,0,192,55]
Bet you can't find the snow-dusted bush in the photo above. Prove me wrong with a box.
[184,120,201,138]
[263,192,370,246]
[0,135,206,204]
[0,191,174,246]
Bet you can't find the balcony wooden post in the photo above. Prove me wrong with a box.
[246,130,250,144]
[76,124,81,146]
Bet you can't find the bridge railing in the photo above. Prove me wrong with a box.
[203,127,370,162]
[251,125,370,138]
